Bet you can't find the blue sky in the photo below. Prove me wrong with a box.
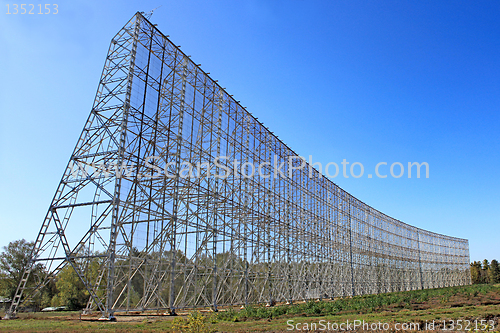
[0,0,498,262]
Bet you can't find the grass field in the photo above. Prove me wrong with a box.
[1,284,499,332]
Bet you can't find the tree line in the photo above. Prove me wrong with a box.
[470,259,500,284]
[1,239,499,311]
[0,239,100,311]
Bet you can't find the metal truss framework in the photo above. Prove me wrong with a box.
[8,12,470,318]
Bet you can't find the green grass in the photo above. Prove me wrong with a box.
[0,284,499,332]
[217,283,500,321]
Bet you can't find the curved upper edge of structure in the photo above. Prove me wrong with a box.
[135,11,467,243]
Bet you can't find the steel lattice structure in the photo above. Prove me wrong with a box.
[8,12,470,319]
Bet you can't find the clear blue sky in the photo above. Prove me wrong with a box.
[0,0,498,262]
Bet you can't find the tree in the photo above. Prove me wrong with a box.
[489,259,500,284]
[0,239,36,298]
[470,261,482,284]
[51,265,88,310]
[0,239,55,308]
[51,251,106,310]
[482,259,491,283]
